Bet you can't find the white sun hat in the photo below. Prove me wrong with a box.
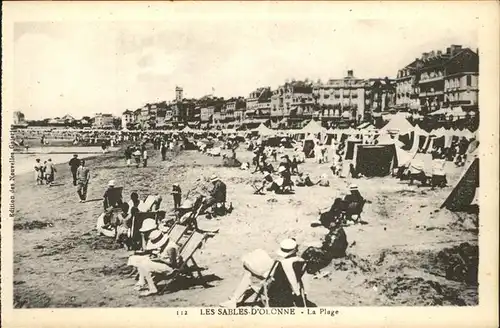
[139,218,157,233]
[276,238,298,258]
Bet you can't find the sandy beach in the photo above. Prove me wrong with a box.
[13,145,478,308]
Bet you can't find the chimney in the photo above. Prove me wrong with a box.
[347,70,354,78]
[450,44,462,55]
[446,47,451,54]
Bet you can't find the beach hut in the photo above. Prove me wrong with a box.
[353,144,399,177]
[441,158,479,211]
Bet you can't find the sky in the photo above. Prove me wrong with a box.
[13,18,478,120]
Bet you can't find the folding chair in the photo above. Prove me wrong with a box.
[105,187,124,209]
[130,211,157,251]
[156,231,212,290]
[238,259,308,308]
[138,195,157,212]
[340,199,366,224]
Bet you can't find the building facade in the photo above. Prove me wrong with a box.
[93,113,115,128]
[396,44,479,114]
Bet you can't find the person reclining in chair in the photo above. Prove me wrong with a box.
[103,180,123,211]
[128,229,181,297]
[220,238,306,308]
[322,184,364,225]
[199,175,227,215]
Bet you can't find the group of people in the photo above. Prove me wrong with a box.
[33,158,57,185]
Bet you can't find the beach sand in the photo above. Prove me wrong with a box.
[13,145,478,307]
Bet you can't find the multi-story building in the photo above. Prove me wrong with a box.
[13,111,25,125]
[396,44,479,114]
[93,113,115,129]
[121,110,135,128]
[233,97,247,125]
[312,70,368,126]
[271,81,314,120]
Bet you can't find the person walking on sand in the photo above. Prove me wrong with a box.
[69,154,81,186]
[76,160,90,203]
[34,158,44,185]
[143,148,148,167]
[124,146,133,166]
[44,158,56,186]
[133,147,142,168]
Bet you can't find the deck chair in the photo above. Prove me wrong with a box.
[238,259,308,308]
[129,211,157,251]
[340,199,366,224]
[155,231,212,290]
[104,187,124,209]
[138,195,157,212]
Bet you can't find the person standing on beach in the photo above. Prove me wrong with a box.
[161,141,168,161]
[34,158,44,185]
[69,154,81,186]
[76,160,90,203]
[44,159,56,185]
[133,147,142,168]
[171,183,182,210]
[124,146,132,166]
[143,148,148,167]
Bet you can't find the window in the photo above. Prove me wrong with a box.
[466,75,472,86]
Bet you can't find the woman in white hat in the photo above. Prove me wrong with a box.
[129,229,180,296]
[220,238,304,308]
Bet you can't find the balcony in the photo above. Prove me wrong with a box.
[418,76,444,84]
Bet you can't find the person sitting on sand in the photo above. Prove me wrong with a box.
[295,172,314,187]
[252,171,274,195]
[128,192,143,213]
[302,218,348,274]
[220,238,305,308]
[127,229,181,296]
[316,174,330,187]
[96,209,120,238]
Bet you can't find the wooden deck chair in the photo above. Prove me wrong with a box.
[105,187,124,209]
[157,231,212,289]
[129,211,157,251]
[138,195,156,212]
[239,259,308,308]
[341,199,366,224]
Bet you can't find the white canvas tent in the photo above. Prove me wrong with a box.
[300,119,327,135]
[253,123,275,136]
[380,113,414,135]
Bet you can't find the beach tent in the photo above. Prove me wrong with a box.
[300,119,327,135]
[253,123,275,137]
[344,137,362,160]
[441,158,479,211]
[181,126,195,133]
[380,113,414,135]
[413,124,429,136]
[353,144,398,177]
[429,108,448,116]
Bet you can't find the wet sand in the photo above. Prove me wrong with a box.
[13,145,478,307]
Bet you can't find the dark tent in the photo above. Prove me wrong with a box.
[345,139,362,160]
[441,158,479,211]
[354,144,398,177]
